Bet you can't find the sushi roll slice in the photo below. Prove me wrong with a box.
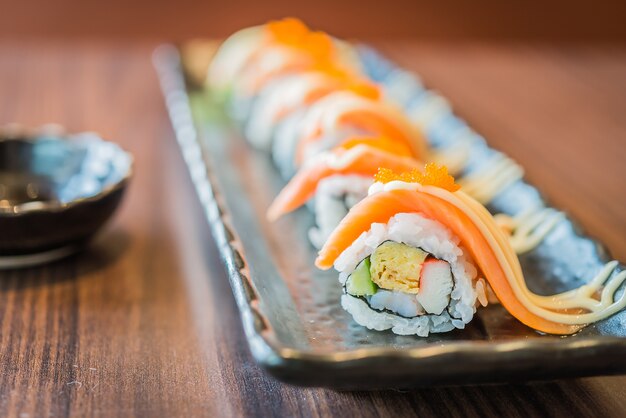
[207,25,264,96]
[316,164,626,336]
[268,135,527,251]
[245,69,379,151]
[208,18,361,123]
[268,137,419,248]
[293,91,428,167]
[231,30,335,122]
[246,72,335,151]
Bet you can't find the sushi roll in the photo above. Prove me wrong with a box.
[208,19,438,180]
[207,25,264,96]
[269,86,391,179]
[246,72,336,151]
[293,91,428,167]
[245,69,379,151]
[208,18,361,123]
[268,136,527,251]
[268,137,420,248]
[230,29,335,122]
[316,164,626,336]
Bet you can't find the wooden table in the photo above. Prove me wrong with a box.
[0,41,625,417]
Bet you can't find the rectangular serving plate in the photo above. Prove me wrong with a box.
[154,43,626,389]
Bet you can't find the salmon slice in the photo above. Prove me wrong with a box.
[296,79,380,112]
[294,93,428,165]
[240,49,318,94]
[271,75,380,124]
[267,144,420,221]
[238,22,345,95]
[316,188,582,335]
[273,80,341,122]
[338,135,413,157]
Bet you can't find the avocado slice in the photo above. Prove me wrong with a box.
[346,257,378,296]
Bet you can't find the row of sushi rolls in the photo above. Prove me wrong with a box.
[206,18,626,337]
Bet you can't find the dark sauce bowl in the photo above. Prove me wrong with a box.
[0,125,132,268]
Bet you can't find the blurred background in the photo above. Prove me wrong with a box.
[0,0,624,260]
[2,0,626,43]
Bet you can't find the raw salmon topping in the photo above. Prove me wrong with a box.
[338,136,413,157]
[266,18,310,45]
[374,163,460,192]
[311,64,381,100]
[266,18,334,63]
[345,81,381,100]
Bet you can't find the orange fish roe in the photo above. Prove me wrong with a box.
[374,163,460,192]
[303,32,334,61]
[266,18,334,63]
[339,136,413,157]
[267,19,379,100]
[266,18,310,44]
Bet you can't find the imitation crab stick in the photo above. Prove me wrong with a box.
[316,166,626,335]
[267,139,419,221]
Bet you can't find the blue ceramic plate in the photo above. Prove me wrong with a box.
[0,126,132,268]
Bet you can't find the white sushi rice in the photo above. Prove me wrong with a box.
[207,25,263,89]
[230,46,303,124]
[245,76,298,150]
[246,73,331,151]
[300,127,365,163]
[335,212,481,337]
[272,109,307,179]
[296,91,375,162]
[308,174,372,248]
[271,111,366,180]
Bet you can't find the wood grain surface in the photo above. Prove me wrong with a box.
[0,41,625,417]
